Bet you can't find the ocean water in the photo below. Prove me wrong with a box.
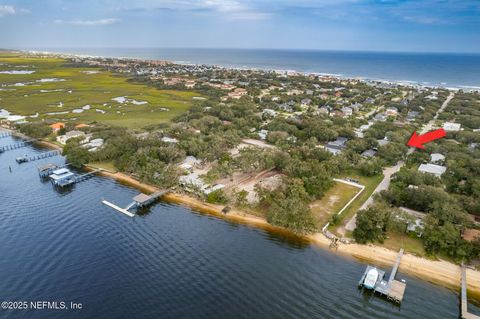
[1,135,480,318]
[40,48,480,89]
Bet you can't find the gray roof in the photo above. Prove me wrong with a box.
[418,163,447,177]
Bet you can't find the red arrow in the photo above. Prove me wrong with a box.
[407,128,446,149]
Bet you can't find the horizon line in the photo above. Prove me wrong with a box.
[4,47,480,56]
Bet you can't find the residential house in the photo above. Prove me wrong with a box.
[430,153,445,164]
[50,122,65,134]
[443,122,461,132]
[361,149,377,158]
[325,137,348,155]
[161,136,179,144]
[341,106,353,117]
[385,107,398,117]
[56,130,86,145]
[418,163,447,177]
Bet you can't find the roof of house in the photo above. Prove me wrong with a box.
[418,163,447,176]
[362,149,377,157]
[50,122,65,130]
[430,153,445,162]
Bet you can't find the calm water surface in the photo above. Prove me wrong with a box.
[40,48,480,89]
[0,135,478,318]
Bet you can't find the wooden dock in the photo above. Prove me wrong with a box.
[0,139,36,153]
[461,264,480,319]
[102,190,169,217]
[16,150,61,164]
[359,249,406,304]
[0,131,11,138]
[73,169,102,183]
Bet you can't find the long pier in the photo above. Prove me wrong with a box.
[16,150,61,163]
[0,139,36,153]
[461,264,480,319]
[359,249,406,304]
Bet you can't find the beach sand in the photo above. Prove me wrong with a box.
[91,168,480,300]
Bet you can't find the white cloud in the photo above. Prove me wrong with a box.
[54,18,119,26]
[114,0,271,20]
[0,5,15,17]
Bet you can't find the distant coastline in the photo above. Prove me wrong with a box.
[19,47,480,90]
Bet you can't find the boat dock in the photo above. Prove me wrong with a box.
[0,139,36,153]
[359,249,406,304]
[0,131,11,138]
[38,163,69,178]
[461,264,480,319]
[49,167,102,187]
[16,150,61,164]
[102,190,169,217]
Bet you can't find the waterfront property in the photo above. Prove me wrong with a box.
[359,249,406,304]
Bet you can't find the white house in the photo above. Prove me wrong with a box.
[418,163,447,177]
[56,130,86,145]
[443,122,461,132]
[430,153,445,164]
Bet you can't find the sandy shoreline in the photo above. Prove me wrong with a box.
[88,167,480,300]
[5,130,478,300]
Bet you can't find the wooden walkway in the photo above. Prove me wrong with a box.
[461,264,480,319]
[74,169,102,183]
[0,131,11,138]
[0,139,36,152]
[17,150,61,163]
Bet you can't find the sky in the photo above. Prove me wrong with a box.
[0,0,479,53]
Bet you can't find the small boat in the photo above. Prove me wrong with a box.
[363,267,379,289]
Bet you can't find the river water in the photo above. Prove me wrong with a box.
[0,135,478,319]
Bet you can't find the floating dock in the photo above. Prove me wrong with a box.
[359,249,406,304]
[102,190,169,217]
[461,264,480,319]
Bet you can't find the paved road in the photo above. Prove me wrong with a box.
[344,92,455,232]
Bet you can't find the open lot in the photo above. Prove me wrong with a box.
[310,182,360,228]
[0,53,198,128]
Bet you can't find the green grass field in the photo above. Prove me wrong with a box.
[0,53,199,128]
[328,172,384,235]
[310,182,360,228]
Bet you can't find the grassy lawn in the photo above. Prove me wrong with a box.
[88,161,118,173]
[329,171,384,234]
[0,53,199,128]
[381,232,427,258]
[310,182,360,228]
